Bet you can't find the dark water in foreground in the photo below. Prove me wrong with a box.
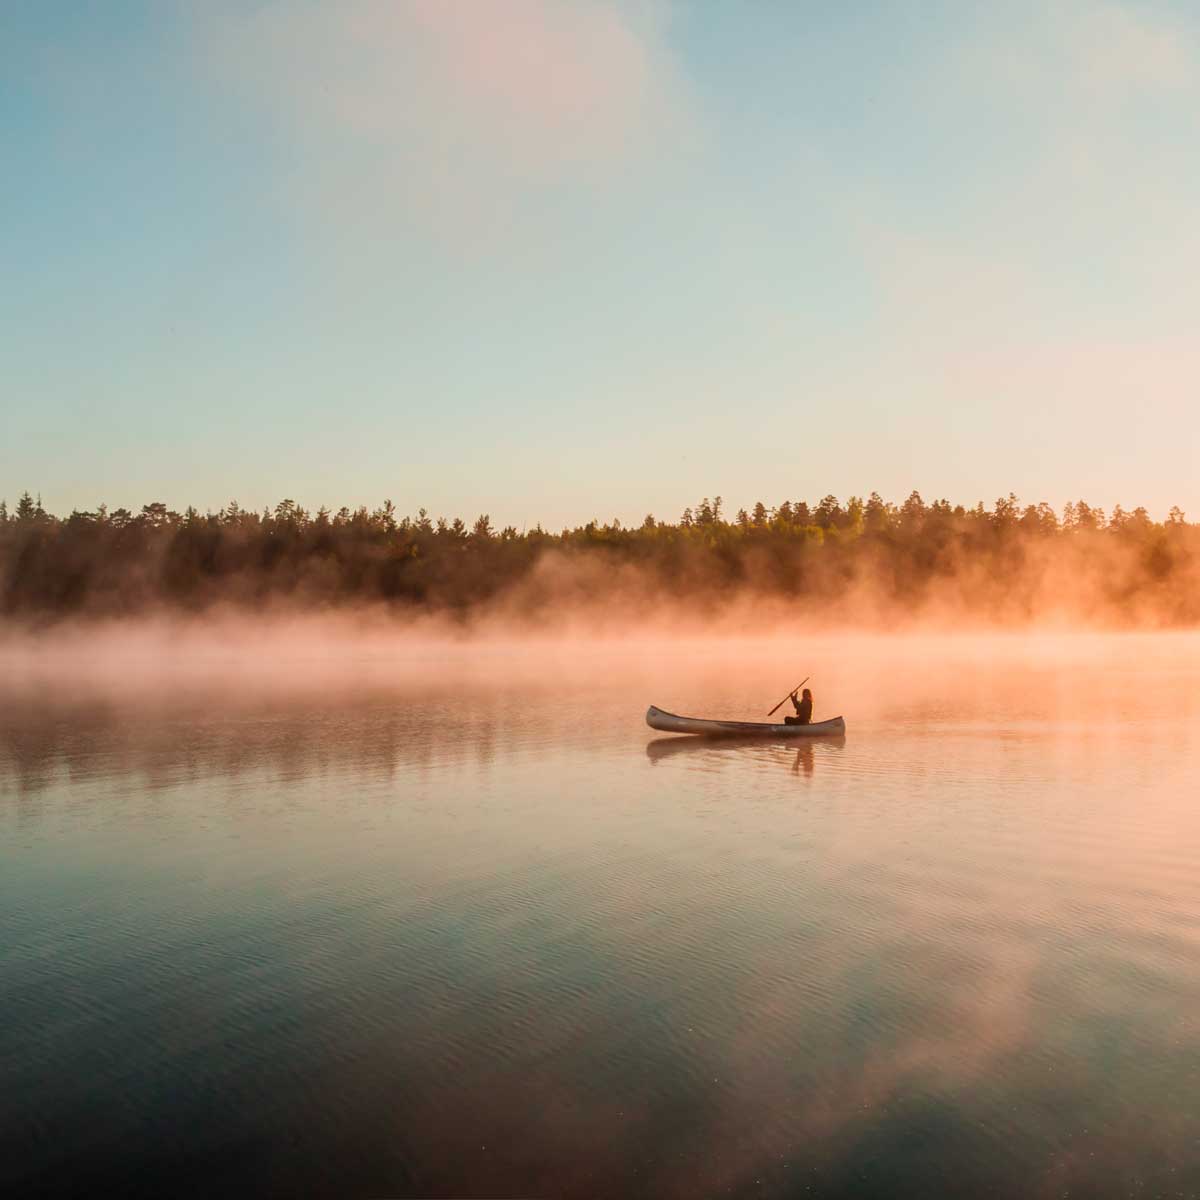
[3,633,1200,1197]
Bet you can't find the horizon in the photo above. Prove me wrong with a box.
[4,481,1195,628]
[0,485,1190,530]
[5,1,1200,524]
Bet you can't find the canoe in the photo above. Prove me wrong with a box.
[646,705,846,738]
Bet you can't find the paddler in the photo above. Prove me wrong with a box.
[784,687,813,726]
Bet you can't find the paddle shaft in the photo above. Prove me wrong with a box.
[767,676,810,717]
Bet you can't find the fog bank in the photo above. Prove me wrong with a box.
[2,493,1197,628]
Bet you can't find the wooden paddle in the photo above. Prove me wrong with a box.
[767,676,810,718]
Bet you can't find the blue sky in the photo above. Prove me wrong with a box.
[3,0,1199,526]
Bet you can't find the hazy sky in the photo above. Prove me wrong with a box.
[4,1,1199,527]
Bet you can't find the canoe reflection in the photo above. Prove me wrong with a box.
[645,733,846,773]
[794,744,814,777]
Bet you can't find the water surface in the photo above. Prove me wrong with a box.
[4,633,1200,1197]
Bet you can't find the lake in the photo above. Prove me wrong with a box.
[3,629,1200,1197]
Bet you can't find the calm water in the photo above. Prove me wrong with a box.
[4,632,1200,1197]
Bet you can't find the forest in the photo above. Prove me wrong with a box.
[1,490,1196,626]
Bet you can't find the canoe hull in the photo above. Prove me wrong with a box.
[646,705,846,738]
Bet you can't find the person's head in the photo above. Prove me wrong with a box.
[802,688,812,699]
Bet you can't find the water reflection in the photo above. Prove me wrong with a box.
[0,690,527,800]
[645,734,846,777]
[5,639,1200,1198]
[793,744,813,777]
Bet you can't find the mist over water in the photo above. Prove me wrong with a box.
[4,496,1198,629]
[4,625,1200,1197]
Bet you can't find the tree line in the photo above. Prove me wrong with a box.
[1,490,1196,624]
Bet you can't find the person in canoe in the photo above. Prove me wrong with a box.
[784,687,813,726]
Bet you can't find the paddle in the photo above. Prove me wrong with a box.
[767,676,810,718]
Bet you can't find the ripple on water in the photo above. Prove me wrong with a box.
[4,642,1200,1196]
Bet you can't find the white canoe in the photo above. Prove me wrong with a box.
[646,705,846,738]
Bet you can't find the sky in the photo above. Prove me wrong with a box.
[3,0,1199,528]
